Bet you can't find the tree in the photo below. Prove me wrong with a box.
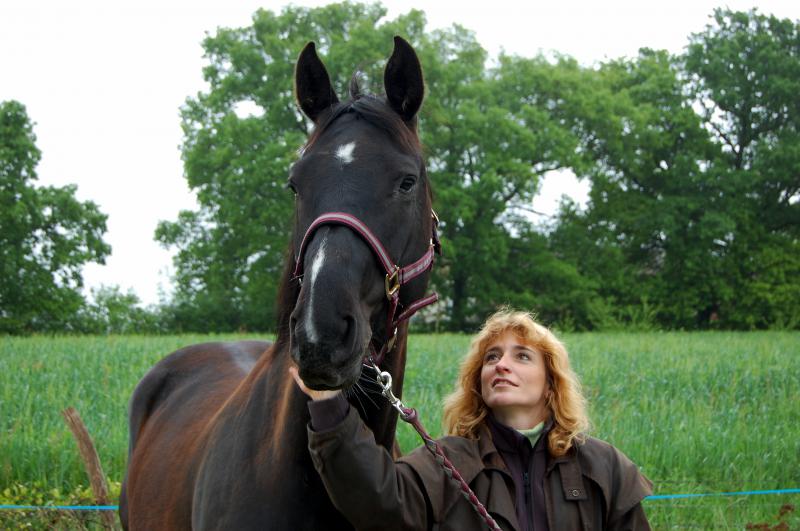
[71,285,162,334]
[422,49,585,330]
[549,9,800,329]
[684,8,800,328]
[0,101,110,334]
[542,46,748,328]
[159,3,583,332]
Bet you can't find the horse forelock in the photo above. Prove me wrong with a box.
[302,78,422,159]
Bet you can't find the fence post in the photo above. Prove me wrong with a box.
[61,407,117,530]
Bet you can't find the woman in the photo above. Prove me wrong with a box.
[290,309,652,530]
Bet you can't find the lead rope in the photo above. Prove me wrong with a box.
[370,363,503,531]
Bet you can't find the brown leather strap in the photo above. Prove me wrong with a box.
[293,211,441,365]
[400,407,503,531]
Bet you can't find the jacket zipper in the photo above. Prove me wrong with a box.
[524,471,534,531]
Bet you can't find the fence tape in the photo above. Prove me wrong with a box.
[645,488,800,500]
[0,504,119,510]
[1,488,798,511]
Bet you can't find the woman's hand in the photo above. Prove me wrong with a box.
[289,366,342,401]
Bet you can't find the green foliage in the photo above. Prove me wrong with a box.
[548,8,800,330]
[71,286,163,335]
[549,49,724,329]
[159,3,588,332]
[0,481,121,530]
[683,8,800,329]
[423,50,585,330]
[159,4,799,332]
[492,225,614,331]
[0,4,784,334]
[0,101,110,334]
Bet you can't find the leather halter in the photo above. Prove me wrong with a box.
[292,211,441,365]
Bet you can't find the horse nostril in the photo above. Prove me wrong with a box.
[343,315,355,346]
[289,316,300,359]
[328,315,357,367]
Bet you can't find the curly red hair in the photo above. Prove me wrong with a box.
[442,309,589,456]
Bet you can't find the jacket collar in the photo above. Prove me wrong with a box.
[486,413,553,455]
[477,421,509,472]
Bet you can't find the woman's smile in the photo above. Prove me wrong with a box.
[491,377,517,388]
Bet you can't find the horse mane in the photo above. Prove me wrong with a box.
[303,73,422,157]
[274,245,301,352]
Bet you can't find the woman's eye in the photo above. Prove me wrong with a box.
[399,175,417,193]
[518,352,531,361]
[484,353,499,363]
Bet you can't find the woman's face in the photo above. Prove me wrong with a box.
[480,331,549,427]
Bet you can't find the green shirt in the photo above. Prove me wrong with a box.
[518,421,545,446]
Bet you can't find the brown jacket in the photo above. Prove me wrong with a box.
[308,407,652,531]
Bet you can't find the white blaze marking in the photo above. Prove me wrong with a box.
[305,235,328,343]
[335,141,356,165]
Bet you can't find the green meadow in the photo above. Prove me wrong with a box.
[1,333,798,529]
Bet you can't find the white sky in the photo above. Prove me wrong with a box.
[2,0,798,305]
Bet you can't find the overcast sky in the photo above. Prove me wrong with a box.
[2,0,798,305]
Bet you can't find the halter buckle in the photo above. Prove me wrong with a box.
[385,266,400,299]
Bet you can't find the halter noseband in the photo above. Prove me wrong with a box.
[292,211,441,365]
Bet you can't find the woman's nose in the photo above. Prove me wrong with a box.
[495,354,511,372]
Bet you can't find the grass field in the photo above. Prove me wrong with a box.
[1,332,798,529]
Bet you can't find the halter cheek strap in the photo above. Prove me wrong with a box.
[292,211,441,364]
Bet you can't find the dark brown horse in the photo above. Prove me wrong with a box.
[120,37,435,530]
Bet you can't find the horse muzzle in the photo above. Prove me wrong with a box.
[289,306,369,390]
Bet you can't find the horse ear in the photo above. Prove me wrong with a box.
[384,36,424,122]
[295,42,339,123]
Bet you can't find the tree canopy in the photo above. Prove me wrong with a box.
[548,8,800,329]
[144,4,799,332]
[0,101,110,333]
[158,4,587,331]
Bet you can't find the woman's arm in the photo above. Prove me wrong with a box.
[608,502,650,531]
[291,367,433,531]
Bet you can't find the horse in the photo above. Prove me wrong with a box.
[119,36,437,530]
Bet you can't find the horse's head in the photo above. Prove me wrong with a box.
[288,37,434,390]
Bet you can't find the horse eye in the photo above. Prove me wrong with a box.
[399,175,417,193]
[286,180,298,195]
